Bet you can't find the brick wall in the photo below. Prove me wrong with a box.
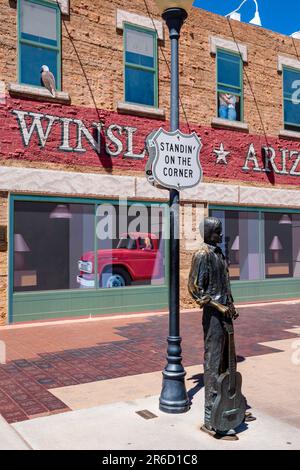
[0,1,300,184]
[1,1,300,136]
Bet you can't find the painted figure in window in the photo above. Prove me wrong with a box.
[143,237,152,250]
[219,93,239,121]
[188,217,255,440]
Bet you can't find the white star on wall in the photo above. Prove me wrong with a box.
[213,143,231,164]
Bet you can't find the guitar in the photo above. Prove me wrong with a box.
[210,320,246,432]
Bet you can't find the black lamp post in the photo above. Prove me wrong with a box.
[154,0,193,414]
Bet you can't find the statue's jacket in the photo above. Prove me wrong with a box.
[188,243,234,307]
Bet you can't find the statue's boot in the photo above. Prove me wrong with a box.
[244,411,256,422]
[200,424,239,441]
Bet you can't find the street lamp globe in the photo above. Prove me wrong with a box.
[154,0,194,14]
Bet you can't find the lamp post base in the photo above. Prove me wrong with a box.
[159,336,190,414]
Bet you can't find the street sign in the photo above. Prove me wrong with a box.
[145,130,163,188]
[146,128,203,190]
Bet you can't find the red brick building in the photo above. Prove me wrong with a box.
[1,0,300,324]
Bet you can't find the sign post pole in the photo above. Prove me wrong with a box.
[159,7,190,414]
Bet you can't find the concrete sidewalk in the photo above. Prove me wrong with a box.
[7,389,300,450]
[2,328,300,450]
[0,415,30,450]
[1,304,300,450]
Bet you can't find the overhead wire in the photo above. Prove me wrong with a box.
[143,0,191,132]
[226,16,270,148]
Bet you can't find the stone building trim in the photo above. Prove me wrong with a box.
[239,185,300,207]
[10,0,69,14]
[209,36,248,62]
[278,55,300,72]
[211,117,249,132]
[279,128,300,141]
[1,166,300,208]
[116,9,164,40]
[8,83,71,104]
[0,167,136,200]
[117,101,165,119]
[55,0,69,16]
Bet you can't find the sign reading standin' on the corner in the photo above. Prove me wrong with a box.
[145,128,203,190]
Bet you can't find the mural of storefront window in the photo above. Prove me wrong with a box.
[210,208,300,282]
[14,199,167,293]
[86,203,166,289]
[264,212,300,279]
[13,201,95,292]
[11,197,169,322]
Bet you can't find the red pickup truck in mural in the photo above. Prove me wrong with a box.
[77,232,163,288]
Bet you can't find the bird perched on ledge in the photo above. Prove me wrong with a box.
[41,65,56,97]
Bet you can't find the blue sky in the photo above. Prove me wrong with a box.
[193,0,300,36]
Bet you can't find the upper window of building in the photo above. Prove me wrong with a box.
[283,66,300,132]
[18,0,61,90]
[216,49,243,122]
[124,23,158,107]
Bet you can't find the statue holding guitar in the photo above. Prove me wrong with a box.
[188,216,256,440]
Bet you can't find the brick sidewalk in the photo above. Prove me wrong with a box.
[0,303,299,423]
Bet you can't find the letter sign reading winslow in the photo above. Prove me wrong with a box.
[148,128,203,190]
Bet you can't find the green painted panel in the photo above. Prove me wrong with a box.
[12,286,168,322]
[231,278,300,303]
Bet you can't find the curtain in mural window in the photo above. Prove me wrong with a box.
[21,0,57,45]
[125,29,154,67]
[210,210,261,281]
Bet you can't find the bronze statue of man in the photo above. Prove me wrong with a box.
[188,216,254,440]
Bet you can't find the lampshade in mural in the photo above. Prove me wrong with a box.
[279,214,292,224]
[49,204,72,219]
[269,236,283,251]
[231,235,240,251]
[14,234,30,252]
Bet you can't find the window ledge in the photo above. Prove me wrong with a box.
[117,102,165,119]
[211,117,249,132]
[8,83,71,104]
[279,128,300,140]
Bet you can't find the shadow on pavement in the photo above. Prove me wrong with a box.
[187,373,204,403]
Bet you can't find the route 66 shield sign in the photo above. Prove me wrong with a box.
[145,128,203,190]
